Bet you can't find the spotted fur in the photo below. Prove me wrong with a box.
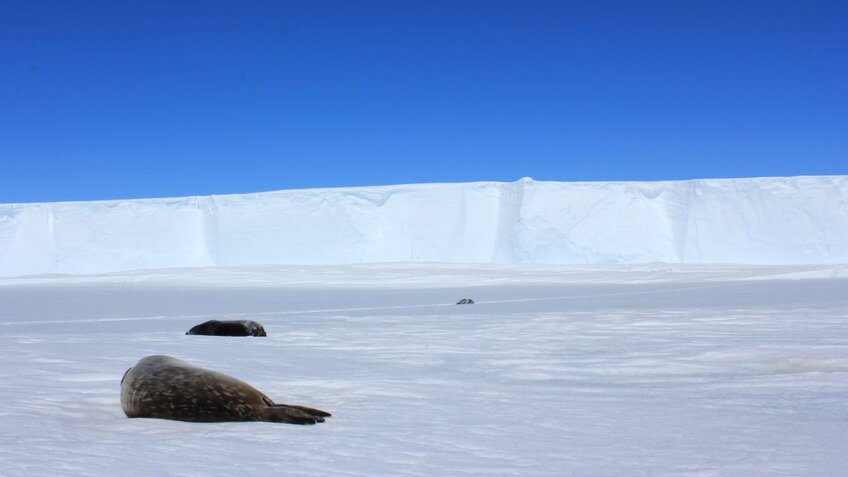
[120,355,330,424]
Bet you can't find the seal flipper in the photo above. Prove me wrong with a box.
[280,404,332,418]
[260,395,331,420]
[263,405,326,424]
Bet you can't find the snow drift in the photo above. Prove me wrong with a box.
[0,176,846,277]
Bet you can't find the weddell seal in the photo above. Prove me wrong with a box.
[120,355,331,424]
[186,320,267,337]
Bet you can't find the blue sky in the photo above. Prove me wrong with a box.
[1,1,846,203]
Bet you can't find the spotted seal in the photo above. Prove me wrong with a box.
[120,355,330,424]
[186,320,267,337]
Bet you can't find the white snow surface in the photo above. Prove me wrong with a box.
[1,176,847,277]
[1,263,847,476]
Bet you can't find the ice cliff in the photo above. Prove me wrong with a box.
[1,176,846,276]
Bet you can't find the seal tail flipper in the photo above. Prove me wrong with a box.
[263,405,326,424]
[280,404,332,418]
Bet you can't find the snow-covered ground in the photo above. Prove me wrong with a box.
[1,263,846,476]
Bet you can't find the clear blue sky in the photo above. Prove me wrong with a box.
[1,1,846,203]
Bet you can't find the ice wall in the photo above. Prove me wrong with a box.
[1,176,846,276]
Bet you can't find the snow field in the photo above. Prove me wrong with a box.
[0,264,846,476]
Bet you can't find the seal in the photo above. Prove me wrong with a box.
[186,320,267,337]
[120,355,331,424]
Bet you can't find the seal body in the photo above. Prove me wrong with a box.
[186,320,267,337]
[120,355,330,424]
[456,298,475,305]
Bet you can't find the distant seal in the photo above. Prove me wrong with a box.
[186,320,267,337]
[456,298,475,305]
[120,355,331,424]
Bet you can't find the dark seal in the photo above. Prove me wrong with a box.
[456,298,475,305]
[186,320,267,337]
[120,355,331,424]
